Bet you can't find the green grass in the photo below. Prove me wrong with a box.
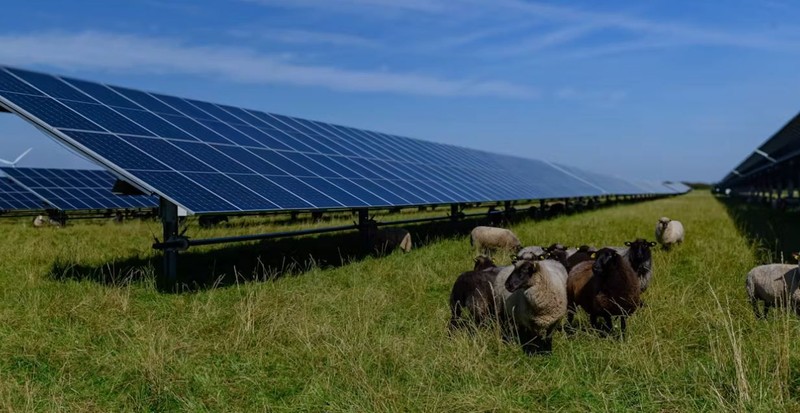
[1,191,799,411]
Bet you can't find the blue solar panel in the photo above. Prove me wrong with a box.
[1,168,158,211]
[0,66,681,214]
[0,177,45,211]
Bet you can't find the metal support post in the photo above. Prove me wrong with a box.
[357,208,370,250]
[160,198,179,282]
[450,204,459,222]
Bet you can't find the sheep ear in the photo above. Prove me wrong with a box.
[590,252,596,259]
[624,241,631,246]
[650,242,657,247]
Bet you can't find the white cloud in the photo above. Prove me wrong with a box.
[228,28,380,48]
[242,0,798,55]
[0,31,538,99]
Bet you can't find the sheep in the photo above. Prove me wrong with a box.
[655,217,684,249]
[745,254,800,318]
[517,246,546,261]
[566,248,641,336]
[470,226,521,255]
[32,215,47,228]
[500,256,569,354]
[368,226,413,254]
[517,243,566,261]
[622,239,657,292]
[449,256,502,330]
[199,214,228,228]
[565,245,597,272]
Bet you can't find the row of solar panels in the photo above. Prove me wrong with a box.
[719,111,800,188]
[0,65,690,215]
[0,167,157,212]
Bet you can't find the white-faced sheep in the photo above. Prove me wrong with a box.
[567,248,642,336]
[499,255,568,354]
[470,226,521,255]
[745,254,800,318]
[655,217,684,249]
[449,256,502,329]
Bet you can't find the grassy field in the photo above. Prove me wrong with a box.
[1,191,799,411]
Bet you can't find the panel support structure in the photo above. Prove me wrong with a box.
[160,198,179,283]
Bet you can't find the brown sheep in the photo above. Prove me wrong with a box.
[566,248,641,336]
[449,256,502,330]
[565,245,597,272]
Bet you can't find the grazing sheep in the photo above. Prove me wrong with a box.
[470,226,521,255]
[517,243,567,265]
[32,215,47,228]
[745,254,800,318]
[567,248,641,336]
[449,256,502,329]
[501,257,569,354]
[368,226,413,254]
[655,217,684,249]
[565,245,597,272]
[517,245,546,261]
[199,214,228,228]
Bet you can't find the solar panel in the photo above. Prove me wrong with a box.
[0,176,44,211]
[1,167,158,211]
[0,65,676,215]
[550,163,647,195]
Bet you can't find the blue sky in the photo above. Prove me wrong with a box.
[0,0,799,182]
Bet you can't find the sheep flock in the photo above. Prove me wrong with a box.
[449,216,688,355]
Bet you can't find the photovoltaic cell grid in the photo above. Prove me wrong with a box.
[0,176,44,210]
[1,167,158,211]
[0,66,686,214]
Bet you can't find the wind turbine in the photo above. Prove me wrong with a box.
[0,148,32,167]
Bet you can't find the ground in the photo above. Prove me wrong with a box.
[1,192,798,411]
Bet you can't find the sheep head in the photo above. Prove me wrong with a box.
[657,217,671,231]
[473,255,496,271]
[591,248,621,277]
[505,259,539,292]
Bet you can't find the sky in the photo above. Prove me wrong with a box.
[0,0,799,182]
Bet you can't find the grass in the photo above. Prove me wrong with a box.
[1,191,799,411]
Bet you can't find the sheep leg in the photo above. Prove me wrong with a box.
[750,298,762,319]
[519,330,551,355]
[602,315,613,335]
[619,316,627,340]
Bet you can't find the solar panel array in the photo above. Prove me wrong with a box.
[1,167,157,211]
[719,111,800,188]
[0,65,687,215]
[0,176,43,210]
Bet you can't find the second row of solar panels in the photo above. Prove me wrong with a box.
[0,167,157,211]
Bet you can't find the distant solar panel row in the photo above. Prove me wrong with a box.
[0,66,686,215]
[719,112,800,187]
[1,167,157,211]
[0,177,43,210]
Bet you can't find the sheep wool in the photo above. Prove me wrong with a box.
[655,217,684,248]
[470,226,521,254]
[370,227,413,253]
[745,261,800,318]
[500,259,568,353]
